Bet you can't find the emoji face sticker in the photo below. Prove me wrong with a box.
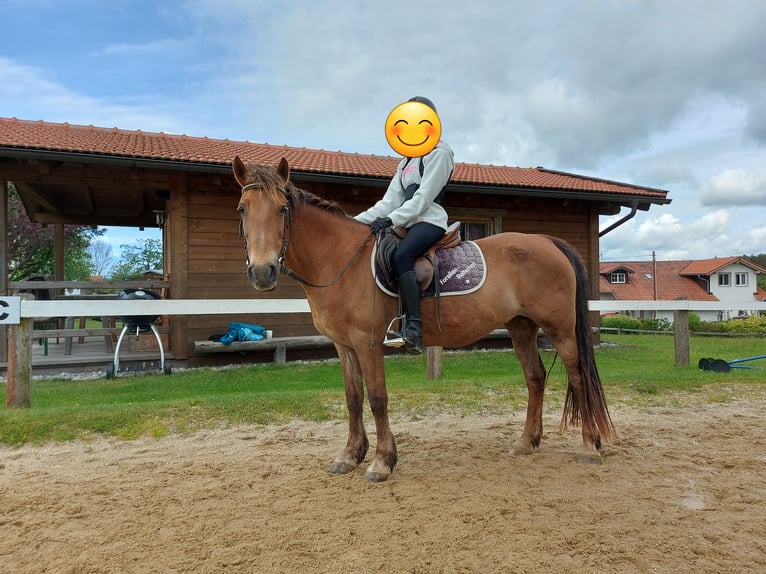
[385,101,441,157]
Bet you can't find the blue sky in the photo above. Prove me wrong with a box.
[1,0,765,262]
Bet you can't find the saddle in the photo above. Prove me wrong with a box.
[376,221,462,293]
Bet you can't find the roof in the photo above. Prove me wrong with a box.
[600,260,718,302]
[0,117,670,204]
[600,259,766,302]
[680,256,766,276]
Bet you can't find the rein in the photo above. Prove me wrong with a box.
[240,184,374,289]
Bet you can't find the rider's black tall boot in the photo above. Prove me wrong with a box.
[397,270,423,355]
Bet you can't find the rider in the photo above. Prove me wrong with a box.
[355,96,454,354]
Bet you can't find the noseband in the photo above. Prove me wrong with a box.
[239,183,373,288]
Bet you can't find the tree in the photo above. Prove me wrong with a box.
[6,182,102,280]
[747,253,766,292]
[88,240,117,278]
[111,238,163,280]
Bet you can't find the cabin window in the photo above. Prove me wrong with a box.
[718,273,731,287]
[448,209,505,241]
[610,272,626,284]
[735,272,748,287]
[459,220,492,240]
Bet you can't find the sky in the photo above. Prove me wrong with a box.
[1,0,765,263]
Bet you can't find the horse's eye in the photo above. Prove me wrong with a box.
[278,204,288,215]
[237,204,245,215]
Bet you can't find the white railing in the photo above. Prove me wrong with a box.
[590,300,766,313]
[4,298,766,408]
[19,298,311,318]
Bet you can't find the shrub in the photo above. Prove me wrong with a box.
[601,314,641,330]
[639,317,672,331]
[723,315,766,334]
[688,312,702,332]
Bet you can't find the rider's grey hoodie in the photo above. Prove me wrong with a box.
[354,140,454,231]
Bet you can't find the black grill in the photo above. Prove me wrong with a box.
[119,289,160,331]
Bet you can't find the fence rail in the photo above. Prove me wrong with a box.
[5,298,766,409]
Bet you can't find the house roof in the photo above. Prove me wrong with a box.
[600,259,766,302]
[600,260,719,302]
[680,256,766,276]
[0,117,670,205]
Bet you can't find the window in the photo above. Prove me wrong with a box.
[718,273,731,287]
[735,273,748,287]
[459,220,491,240]
[610,272,626,284]
[448,208,505,241]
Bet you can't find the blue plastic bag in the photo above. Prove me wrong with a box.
[219,321,266,344]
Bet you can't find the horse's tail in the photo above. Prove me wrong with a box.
[550,237,615,443]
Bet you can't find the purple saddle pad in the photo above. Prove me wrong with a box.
[373,240,486,297]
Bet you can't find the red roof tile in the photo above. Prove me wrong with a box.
[0,117,670,201]
[680,257,766,276]
[600,260,719,301]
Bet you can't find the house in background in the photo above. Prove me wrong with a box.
[600,256,766,322]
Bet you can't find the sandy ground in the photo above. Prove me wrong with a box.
[1,395,765,574]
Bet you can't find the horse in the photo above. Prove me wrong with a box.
[233,156,615,482]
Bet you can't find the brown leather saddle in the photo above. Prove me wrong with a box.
[375,221,462,293]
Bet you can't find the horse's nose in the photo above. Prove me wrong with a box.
[247,262,277,290]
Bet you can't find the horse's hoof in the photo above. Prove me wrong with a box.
[362,471,390,483]
[510,440,535,457]
[328,461,357,475]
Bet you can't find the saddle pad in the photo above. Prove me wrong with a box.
[372,240,487,298]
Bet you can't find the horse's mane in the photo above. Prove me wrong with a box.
[246,164,352,221]
[285,183,350,220]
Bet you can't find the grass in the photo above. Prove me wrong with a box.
[1,333,764,446]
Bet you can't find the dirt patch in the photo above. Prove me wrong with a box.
[2,396,765,573]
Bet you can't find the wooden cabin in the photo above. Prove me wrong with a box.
[0,118,670,367]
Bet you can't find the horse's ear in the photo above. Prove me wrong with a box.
[232,156,247,187]
[277,157,290,182]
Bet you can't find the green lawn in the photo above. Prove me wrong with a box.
[1,333,764,445]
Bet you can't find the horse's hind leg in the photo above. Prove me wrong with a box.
[328,345,369,475]
[545,331,603,464]
[506,316,547,456]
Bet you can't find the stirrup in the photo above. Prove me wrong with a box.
[383,315,406,348]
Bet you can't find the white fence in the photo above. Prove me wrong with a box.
[589,300,766,313]
[4,298,766,408]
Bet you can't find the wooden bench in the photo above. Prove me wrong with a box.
[194,335,334,364]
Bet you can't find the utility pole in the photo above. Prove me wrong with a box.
[652,251,658,319]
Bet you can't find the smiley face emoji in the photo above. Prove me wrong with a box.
[384,100,442,157]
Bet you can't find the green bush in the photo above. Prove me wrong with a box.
[601,314,641,330]
[688,312,702,332]
[693,315,766,334]
[639,317,672,331]
[723,315,766,334]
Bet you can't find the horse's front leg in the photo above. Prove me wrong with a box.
[328,345,369,475]
[506,317,546,456]
[359,345,397,482]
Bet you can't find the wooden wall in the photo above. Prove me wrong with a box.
[167,171,601,365]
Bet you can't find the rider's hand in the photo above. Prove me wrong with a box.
[370,217,393,234]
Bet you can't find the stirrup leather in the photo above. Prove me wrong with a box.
[383,314,406,348]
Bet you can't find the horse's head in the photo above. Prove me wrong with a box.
[232,155,292,291]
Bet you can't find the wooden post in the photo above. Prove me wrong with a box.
[427,345,443,379]
[673,309,690,367]
[6,317,32,408]
[0,179,7,362]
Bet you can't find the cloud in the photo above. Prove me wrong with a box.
[2,0,766,260]
[702,168,766,206]
[601,209,734,261]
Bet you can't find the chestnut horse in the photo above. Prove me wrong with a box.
[233,156,614,482]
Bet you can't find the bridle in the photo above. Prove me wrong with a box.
[239,183,374,288]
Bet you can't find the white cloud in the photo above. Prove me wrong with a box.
[702,168,766,206]
[2,0,766,260]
